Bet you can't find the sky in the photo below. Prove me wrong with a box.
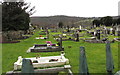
[2,0,120,17]
[25,0,120,17]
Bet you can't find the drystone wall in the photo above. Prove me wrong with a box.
[1,31,25,42]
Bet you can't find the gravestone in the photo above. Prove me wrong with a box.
[74,31,79,42]
[46,30,49,39]
[79,47,89,75]
[57,36,62,48]
[96,30,100,40]
[106,41,114,74]
[21,59,34,74]
[112,26,116,36]
[106,29,110,35]
[116,25,120,36]
[79,25,82,30]
[112,29,115,36]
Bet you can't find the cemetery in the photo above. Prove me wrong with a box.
[2,26,119,74]
[1,1,120,74]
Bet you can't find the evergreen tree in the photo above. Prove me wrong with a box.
[93,19,101,27]
[100,16,113,26]
[58,22,64,28]
[2,0,35,31]
[117,17,120,25]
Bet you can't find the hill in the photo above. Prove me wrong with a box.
[30,15,120,28]
[30,15,92,28]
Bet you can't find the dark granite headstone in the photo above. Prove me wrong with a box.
[117,31,120,36]
[96,30,100,40]
[112,29,115,36]
[107,29,110,35]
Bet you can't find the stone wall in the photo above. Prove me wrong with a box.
[1,31,25,42]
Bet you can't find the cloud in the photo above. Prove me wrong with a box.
[26,0,120,17]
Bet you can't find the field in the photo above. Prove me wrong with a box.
[1,30,119,74]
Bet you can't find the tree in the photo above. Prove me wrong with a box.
[117,17,120,25]
[100,16,113,26]
[58,22,64,28]
[2,0,35,31]
[93,19,101,27]
[112,19,117,26]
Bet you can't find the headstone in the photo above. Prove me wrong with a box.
[59,37,62,48]
[116,25,120,36]
[79,47,89,75]
[112,29,115,36]
[21,59,34,74]
[74,31,79,42]
[96,30,100,40]
[79,25,82,30]
[106,41,114,74]
[107,29,110,35]
[118,31,120,36]
[46,30,49,39]
[76,33,79,42]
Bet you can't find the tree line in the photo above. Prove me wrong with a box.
[93,16,120,27]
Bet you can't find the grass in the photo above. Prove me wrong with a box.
[1,30,119,74]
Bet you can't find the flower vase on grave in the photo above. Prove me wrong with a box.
[47,44,51,47]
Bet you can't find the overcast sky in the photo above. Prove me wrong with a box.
[23,0,120,17]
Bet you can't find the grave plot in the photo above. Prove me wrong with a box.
[62,29,75,34]
[27,44,64,52]
[50,29,58,32]
[35,35,48,39]
[53,33,76,41]
[39,31,47,35]
[35,30,49,39]
[7,52,72,74]
[52,30,79,42]
[113,38,120,42]
[61,33,75,41]
[52,34,61,40]
[84,29,115,43]
[80,31,96,40]
[14,54,69,70]
[27,38,64,52]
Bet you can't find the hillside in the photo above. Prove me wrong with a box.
[30,15,120,28]
[30,15,91,28]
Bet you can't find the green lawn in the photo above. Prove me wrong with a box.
[2,30,119,74]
